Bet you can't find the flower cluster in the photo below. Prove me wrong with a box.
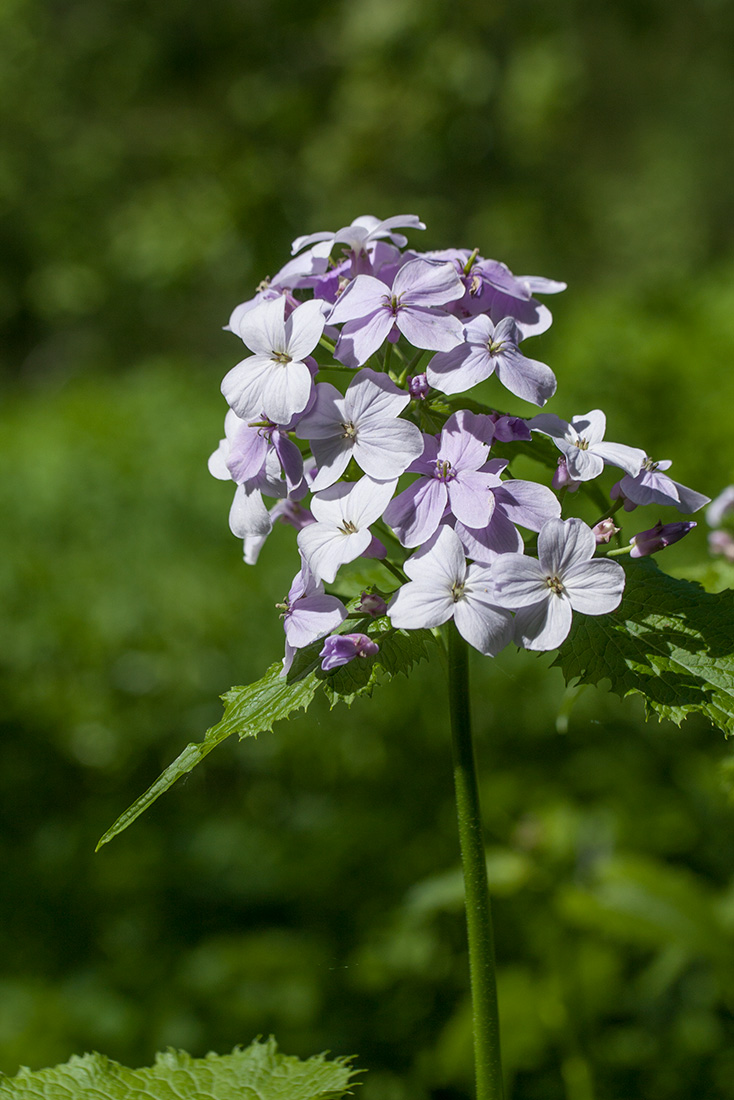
[210,214,710,671]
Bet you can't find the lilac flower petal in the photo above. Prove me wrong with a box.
[284,594,347,648]
[560,444,605,482]
[404,525,467,584]
[285,299,327,361]
[513,594,573,651]
[310,435,354,490]
[491,555,549,608]
[538,517,595,576]
[571,410,606,444]
[383,478,446,547]
[296,383,347,438]
[344,475,398,529]
[387,581,455,629]
[297,523,373,584]
[455,512,524,562]
[563,560,625,615]
[239,296,287,356]
[493,481,561,532]
[273,434,305,492]
[228,484,271,538]
[453,591,512,657]
[328,275,388,324]
[397,306,464,352]
[208,438,232,481]
[494,345,557,406]
[221,355,274,418]
[425,343,483,395]
[447,472,495,529]
[226,425,269,483]
[439,411,491,469]
[591,442,646,477]
[261,358,314,423]
[334,310,394,368]
[355,419,425,480]
[347,368,409,422]
[393,259,465,306]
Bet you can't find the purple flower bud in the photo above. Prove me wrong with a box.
[552,456,580,493]
[320,633,380,671]
[490,414,532,443]
[357,591,388,617]
[408,373,430,400]
[629,520,696,558]
[592,518,620,544]
[708,528,734,562]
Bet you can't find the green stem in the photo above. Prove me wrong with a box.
[447,624,504,1100]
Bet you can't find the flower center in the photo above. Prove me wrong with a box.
[546,575,565,595]
[383,292,404,317]
[434,459,457,482]
[488,339,504,356]
[272,352,292,365]
[643,456,659,471]
[342,420,358,439]
[338,520,358,535]
[451,580,465,603]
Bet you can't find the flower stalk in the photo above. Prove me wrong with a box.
[447,623,505,1100]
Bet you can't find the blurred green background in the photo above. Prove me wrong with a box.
[3,1,734,1097]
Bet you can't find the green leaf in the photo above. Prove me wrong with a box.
[96,662,319,849]
[0,1038,359,1100]
[98,621,436,846]
[553,558,734,735]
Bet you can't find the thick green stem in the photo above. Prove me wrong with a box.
[447,624,505,1100]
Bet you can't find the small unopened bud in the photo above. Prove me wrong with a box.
[592,518,620,544]
[491,414,532,442]
[629,520,696,558]
[408,373,430,400]
[552,457,580,493]
[357,591,388,617]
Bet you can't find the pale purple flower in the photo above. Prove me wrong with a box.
[486,412,532,443]
[611,458,710,513]
[243,498,315,567]
[320,633,380,671]
[455,476,562,563]
[530,410,646,481]
[426,316,556,406]
[383,410,498,548]
[629,520,696,558]
[297,475,397,583]
[388,526,513,656]
[221,297,325,423]
[296,368,424,491]
[208,407,305,495]
[291,214,426,267]
[329,259,465,368]
[492,517,626,651]
[424,250,565,336]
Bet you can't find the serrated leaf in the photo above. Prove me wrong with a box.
[322,622,436,706]
[553,558,734,734]
[0,1037,359,1100]
[97,662,319,849]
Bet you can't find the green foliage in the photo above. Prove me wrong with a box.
[554,559,734,735]
[0,1038,358,1100]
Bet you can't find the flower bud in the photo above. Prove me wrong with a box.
[592,518,620,544]
[357,591,388,617]
[407,373,430,400]
[552,457,580,493]
[320,633,379,671]
[629,520,696,558]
